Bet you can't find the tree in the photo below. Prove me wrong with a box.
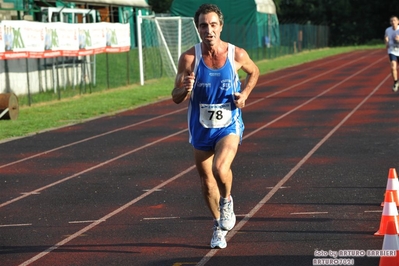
[276,0,395,46]
[148,0,393,46]
[148,0,173,13]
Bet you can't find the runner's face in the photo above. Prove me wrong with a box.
[390,17,398,27]
[198,12,223,46]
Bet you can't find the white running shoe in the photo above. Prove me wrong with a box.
[393,82,399,92]
[210,222,227,249]
[219,196,236,231]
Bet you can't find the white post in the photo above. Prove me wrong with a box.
[192,19,200,41]
[154,19,177,74]
[137,10,144,85]
[177,17,181,63]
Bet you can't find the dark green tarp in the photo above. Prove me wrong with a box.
[170,0,280,49]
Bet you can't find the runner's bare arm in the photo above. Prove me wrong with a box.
[172,48,196,104]
[385,33,389,48]
[233,47,259,108]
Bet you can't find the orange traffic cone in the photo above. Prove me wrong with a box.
[382,168,399,207]
[379,220,399,266]
[375,191,399,236]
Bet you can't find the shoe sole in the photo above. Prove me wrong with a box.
[211,244,227,249]
[210,242,227,249]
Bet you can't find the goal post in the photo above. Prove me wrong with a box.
[137,13,200,85]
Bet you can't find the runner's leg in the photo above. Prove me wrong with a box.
[213,134,240,198]
[194,149,220,219]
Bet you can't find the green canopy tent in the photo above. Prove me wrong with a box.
[170,0,280,50]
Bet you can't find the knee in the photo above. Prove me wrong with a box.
[212,163,230,180]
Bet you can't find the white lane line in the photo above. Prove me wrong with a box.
[254,50,360,87]
[290,212,328,215]
[364,210,383,213]
[0,50,368,170]
[20,192,40,195]
[0,223,32,228]
[246,50,380,108]
[0,108,186,169]
[195,75,391,266]
[1,53,370,209]
[244,56,385,140]
[18,165,196,266]
[69,220,106,224]
[1,53,363,209]
[143,217,180,220]
[18,55,387,266]
[0,129,188,209]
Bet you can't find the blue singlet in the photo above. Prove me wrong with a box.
[187,43,244,151]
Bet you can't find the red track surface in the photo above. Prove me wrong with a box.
[0,49,398,266]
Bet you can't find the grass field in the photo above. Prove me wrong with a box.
[0,45,383,142]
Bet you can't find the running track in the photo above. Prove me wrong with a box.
[0,49,398,266]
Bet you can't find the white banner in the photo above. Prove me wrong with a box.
[0,20,131,59]
[50,22,78,51]
[104,22,131,53]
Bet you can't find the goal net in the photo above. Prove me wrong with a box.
[137,14,200,85]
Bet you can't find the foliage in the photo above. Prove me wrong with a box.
[156,0,393,46]
[148,0,174,13]
[275,0,395,46]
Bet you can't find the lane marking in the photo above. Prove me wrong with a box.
[290,212,328,215]
[243,57,385,140]
[1,52,379,209]
[0,51,368,169]
[195,74,391,266]
[0,223,32,228]
[0,108,186,169]
[0,129,188,209]
[21,192,40,195]
[143,217,180,220]
[18,165,196,266]
[245,50,381,108]
[69,220,106,224]
[16,53,388,265]
[364,210,383,213]
[255,51,360,87]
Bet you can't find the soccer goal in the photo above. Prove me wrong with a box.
[137,12,200,85]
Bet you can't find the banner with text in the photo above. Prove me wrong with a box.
[0,20,131,59]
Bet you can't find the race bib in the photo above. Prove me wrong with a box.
[199,103,232,128]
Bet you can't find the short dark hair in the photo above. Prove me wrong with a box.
[194,4,224,27]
